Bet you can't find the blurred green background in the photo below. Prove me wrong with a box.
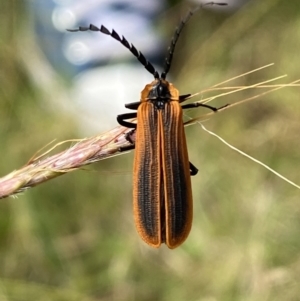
[1,0,300,300]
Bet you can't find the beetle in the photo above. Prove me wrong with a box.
[68,2,227,248]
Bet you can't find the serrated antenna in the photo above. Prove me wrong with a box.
[161,2,227,79]
[67,24,159,79]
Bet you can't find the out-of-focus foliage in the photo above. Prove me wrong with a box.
[0,0,300,300]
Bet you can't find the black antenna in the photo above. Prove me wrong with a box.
[67,24,159,79]
[161,2,227,80]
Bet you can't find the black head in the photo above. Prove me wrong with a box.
[148,81,171,100]
[147,80,172,109]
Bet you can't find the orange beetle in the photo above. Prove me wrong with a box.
[68,2,227,248]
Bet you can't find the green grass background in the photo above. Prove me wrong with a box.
[1,0,300,300]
